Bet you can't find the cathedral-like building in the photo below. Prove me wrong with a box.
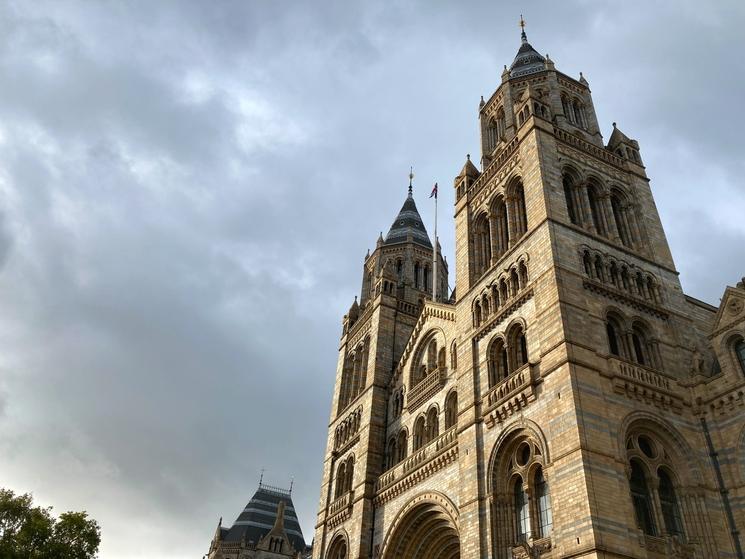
[311,24,745,559]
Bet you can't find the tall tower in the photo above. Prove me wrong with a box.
[313,22,745,559]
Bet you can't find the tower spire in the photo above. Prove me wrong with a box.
[520,14,527,42]
[408,166,414,197]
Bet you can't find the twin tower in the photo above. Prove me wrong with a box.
[312,27,745,559]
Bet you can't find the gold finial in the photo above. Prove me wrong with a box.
[408,166,414,195]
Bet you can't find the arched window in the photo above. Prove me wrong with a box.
[609,262,620,288]
[583,251,593,276]
[413,416,426,450]
[438,347,446,369]
[514,477,531,541]
[535,467,553,537]
[499,278,509,303]
[629,460,656,535]
[587,184,606,236]
[426,407,439,441]
[451,341,458,370]
[474,301,482,327]
[735,338,745,376]
[594,255,605,281]
[488,338,508,386]
[335,462,347,498]
[518,261,528,288]
[510,268,520,296]
[658,469,683,536]
[561,95,571,122]
[396,430,407,463]
[611,192,633,247]
[563,175,579,225]
[387,438,397,469]
[396,259,403,280]
[423,265,430,292]
[631,323,653,367]
[328,538,347,559]
[496,108,506,140]
[513,182,528,238]
[492,196,510,258]
[414,262,421,288]
[607,316,623,357]
[508,325,528,373]
[474,213,492,277]
[445,391,458,429]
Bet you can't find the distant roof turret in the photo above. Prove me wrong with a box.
[384,180,432,249]
[223,481,306,552]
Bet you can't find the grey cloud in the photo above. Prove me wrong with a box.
[0,1,742,557]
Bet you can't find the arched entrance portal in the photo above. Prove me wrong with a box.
[382,496,460,559]
[326,534,347,559]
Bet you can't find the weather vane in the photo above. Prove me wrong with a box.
[408,166,414,195]
[519,14,527,41]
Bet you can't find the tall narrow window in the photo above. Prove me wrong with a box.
[414,262,421,289]
[535,467,553,537]
[488,339,507,386]
[736,339,745,376]
[607,318,622,357]
[514,478,531,541]
[629,460,656,535]
[563,176,579,225]
[611,194,632,247]
[414,417,426,450]
[445,391,458,429]
[514,183,528,238]
[588,186,606,236]
[396,430,407,463]
[658,469,684,537]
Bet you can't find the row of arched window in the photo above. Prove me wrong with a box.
[334,406,361,450]
[606,311,662,370]
[473,260,529,327]
[582,249,662,304]
[487,324,529,387]
[334,455,355,499]
[563,171,640,249]
[517,101,549,127]
[472,180,528,279]
[338,338,370,413]
[615,145,642,164]
[561,94,588,129]
[386,392,458,470]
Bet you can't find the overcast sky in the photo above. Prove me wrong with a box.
[0,1,743,557]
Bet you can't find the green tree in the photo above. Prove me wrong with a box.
[0,488,100,558]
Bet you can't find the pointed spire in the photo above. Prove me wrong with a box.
[519,14,527,42]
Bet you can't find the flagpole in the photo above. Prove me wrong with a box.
[433,187,438,303]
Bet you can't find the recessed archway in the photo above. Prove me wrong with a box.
[381,494,460,559]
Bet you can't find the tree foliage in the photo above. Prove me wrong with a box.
[0,488,101,558]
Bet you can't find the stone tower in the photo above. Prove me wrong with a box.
[312,24,745,559]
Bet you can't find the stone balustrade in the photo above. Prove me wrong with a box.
[406,367,447,412]
[329,490,353,517]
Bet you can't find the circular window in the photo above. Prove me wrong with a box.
[516,442,531,467]
[637,435,655,458]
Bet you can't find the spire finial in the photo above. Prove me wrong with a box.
[259,468,265,487]
[408,166,414,196]
[519,14,527,42]
[289,477,294,494]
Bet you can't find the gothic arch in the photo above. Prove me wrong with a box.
[409,328,447,388]
[617,412,703,485]
[487,419,551,493]
[379,491,460,559]
[326,530,349,559]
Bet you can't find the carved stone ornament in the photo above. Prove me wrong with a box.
[728,297,744,316]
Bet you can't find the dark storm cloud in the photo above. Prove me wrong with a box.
[0,1,742,557]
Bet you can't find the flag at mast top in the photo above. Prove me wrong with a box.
[430,182,438,199]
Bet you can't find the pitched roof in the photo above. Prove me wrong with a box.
[384,191,432,249]
[224,484,306,552]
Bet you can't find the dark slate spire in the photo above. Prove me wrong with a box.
[509,16,546,78]
[223,481,306,552]
[384,173,432,248]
